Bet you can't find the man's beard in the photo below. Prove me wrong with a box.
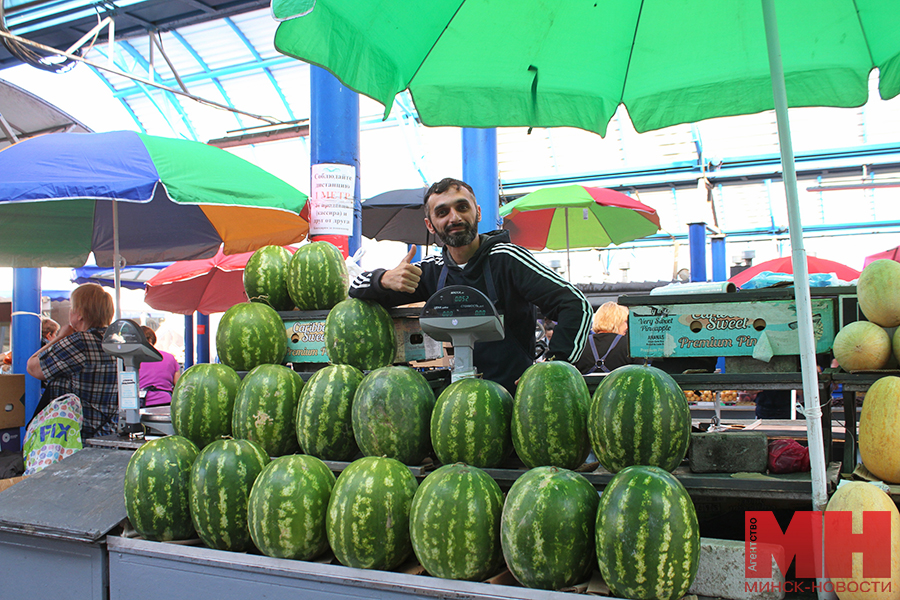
[435,221,478,247]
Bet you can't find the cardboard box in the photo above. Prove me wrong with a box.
[0,475,28,494]
[0,427,21,452]
[0,374,25,429]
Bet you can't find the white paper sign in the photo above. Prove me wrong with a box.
[309,163,356,236]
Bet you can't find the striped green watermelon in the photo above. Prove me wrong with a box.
[326,456,418,570]
[124,435,199,541]
[501,466,599,590]
[325,298,396,370]
[430,378,513,468]
[352,366,435,465]
[189,438,270,552]
[170,363,241,449]
[588,364,690,473]
[244,245,295,312]
[287,241,349,310]
[216,302,288,372]
[232,364,304,457]
[512,361,591,470]
[596,465,700,600]
[296,364,363,461]
[247,454,336,560]
[410,463,504,581]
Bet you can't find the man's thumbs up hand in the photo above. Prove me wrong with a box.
[381,246,422,293]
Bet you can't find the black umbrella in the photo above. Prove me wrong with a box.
[360,187,441,246]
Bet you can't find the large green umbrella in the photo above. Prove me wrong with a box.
[273,0,900,136]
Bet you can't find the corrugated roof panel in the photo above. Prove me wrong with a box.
[268,63,310,119]
[217,70,293,124]
[229,10,283,59]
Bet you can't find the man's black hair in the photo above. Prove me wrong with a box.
[423,178,475,217]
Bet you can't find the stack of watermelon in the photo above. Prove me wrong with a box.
[124,240,704,596]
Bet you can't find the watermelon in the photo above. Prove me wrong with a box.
[124,435,199,541]
[410,463,504,581]
[170,363,241,449]
[588,364,690,473]
[296,364,363,461]
[352,366,435,465]
[595,465,700,600]
[501,466,599,590]
[287,241,349,310]
[247,454,336,560]
[430,378,513,468]
[326,456,418,570]
[244,245,295,312]
[512,361,591,469]
[216,302,288,372]
[232,364,304,457]
[325,298,396,370]
[189,438,270,552]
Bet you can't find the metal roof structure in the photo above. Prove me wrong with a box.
[2,1,900,280]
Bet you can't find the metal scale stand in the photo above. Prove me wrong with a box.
[102,319,162,438]
[419,285,504,382]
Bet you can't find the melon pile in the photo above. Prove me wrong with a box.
[833,259,900,372]
[125,242,702,597]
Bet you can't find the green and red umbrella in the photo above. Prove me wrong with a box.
[500,185,660,250]
[500,185,660,276]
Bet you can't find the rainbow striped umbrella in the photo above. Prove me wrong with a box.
[0,130,309,269]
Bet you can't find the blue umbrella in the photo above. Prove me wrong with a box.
[71,263,171,290]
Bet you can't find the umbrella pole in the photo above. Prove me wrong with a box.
[564,207,571,280]
[762,6,831,598]
[112,198,121,321]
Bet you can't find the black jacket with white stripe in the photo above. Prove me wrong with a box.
[349,230,593,394]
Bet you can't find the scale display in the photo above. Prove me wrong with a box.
[420,286,497,320]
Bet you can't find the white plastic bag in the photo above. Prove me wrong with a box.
[345,247,366,280]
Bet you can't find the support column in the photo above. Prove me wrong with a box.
[183,315,194,369]
[710,234,727,282]
[310,66,361,258]
[462,128,499,234]
[688,222,708,283]
[196,313,210,364]
[12,268,41,442]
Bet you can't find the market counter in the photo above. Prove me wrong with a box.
[107,535,603,600]
[0,447,130,600]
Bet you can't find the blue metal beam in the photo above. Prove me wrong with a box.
[223,17,296,122]
[112,55,296,99]
[169,29,245,131]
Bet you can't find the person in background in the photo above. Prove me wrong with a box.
[350,177,593,393]
[575,301,636,374]
[138,326,180,407]
[40,317,60,346]
[26,283,118,438]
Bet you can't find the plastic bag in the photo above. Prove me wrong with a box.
[345,247,366,281]
[23,393,83,475]
[767,438,810,474]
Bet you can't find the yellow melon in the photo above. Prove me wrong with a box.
[833,321,892,372]
[825,481,900,600]
[858,375,900,483]
[857,259,900,327]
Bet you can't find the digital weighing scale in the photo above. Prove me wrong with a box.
[102,319,162,438]
[419,285,504,382]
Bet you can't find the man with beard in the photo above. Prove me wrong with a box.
[350,178,593,393]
